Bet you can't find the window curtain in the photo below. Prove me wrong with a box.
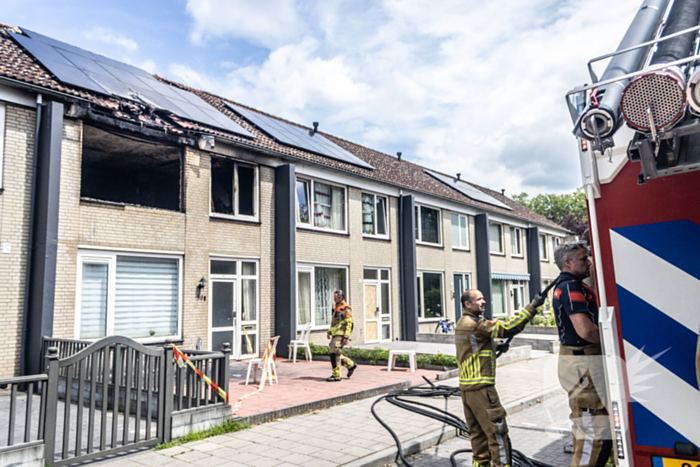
[362,193,374,234]
[376,197,387,235]
[460,216,467,246]
[241,279,257,321]
[298,272,311,325]
[315,268,345,326]
[492,279,506,315]
[420,206,439,243]
[113,256,178,338]
[490,224,502,252]
[80,263,109,339]
[314,182,331,228]
[451,214,460,247]
[296,181,309,224]
[331,186,345,230]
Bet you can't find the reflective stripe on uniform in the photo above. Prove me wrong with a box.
[580,411,594,466]
[459,350,496,385]
[490,309,533,338]
[496,420,508,466]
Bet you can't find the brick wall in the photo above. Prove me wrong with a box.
[0,104,35,377]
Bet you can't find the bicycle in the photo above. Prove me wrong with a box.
[434,319,455,333]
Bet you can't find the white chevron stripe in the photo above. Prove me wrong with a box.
[610,230,700,333]
[623,340,700,445]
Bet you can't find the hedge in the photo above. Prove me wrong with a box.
[296,342,458,368]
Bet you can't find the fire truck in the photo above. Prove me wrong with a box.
[566,0,700,467]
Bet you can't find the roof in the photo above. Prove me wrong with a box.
[0,24,567,232]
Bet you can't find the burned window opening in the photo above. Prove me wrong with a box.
[211,157,257,218]
[81,124,182,212]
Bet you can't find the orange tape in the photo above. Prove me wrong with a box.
[173,345,229,403]
[231,337,277,415]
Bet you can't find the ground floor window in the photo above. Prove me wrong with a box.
[453,273,471,318]
[77,251,181,340]
[492,279,506,317]
[209,258,259,358]
[417,271,444,319]
[297,264,348,328]
[492,278,530,317]
[511,280,526,313]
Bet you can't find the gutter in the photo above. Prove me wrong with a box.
[0,76,89,105]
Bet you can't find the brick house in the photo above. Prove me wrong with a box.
[0,24,569,378]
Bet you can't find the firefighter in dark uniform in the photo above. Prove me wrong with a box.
[326,289,358,382]
[456,288,544,467]
[552,242,612,467]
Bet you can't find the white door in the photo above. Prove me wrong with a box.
[363,268,391,343]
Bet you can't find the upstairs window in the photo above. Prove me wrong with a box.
[362,193,388,237]
[540,234,549,261]
[296,178,346,232]
[552,236,562,252]
[451,213,469,249]
[211,158,257,219]
[415,205,441,245]
[510,227,523,256]
[489,223,504,254]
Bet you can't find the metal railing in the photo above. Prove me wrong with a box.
[0,373,49,451]
[172,344,231,413]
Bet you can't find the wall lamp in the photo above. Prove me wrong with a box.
[196,277,207,301]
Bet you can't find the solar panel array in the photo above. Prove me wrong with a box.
[223,102,374,170]
[426,171,512,210]
[10,28,254,138]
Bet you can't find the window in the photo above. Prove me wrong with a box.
[297,265,348,328]
[362,193,388,237]
[510,227,523,256]
[510,280,526,313]
[489,223,504,254]
[451,213,469,249]
[296,178,346,232]
[417,271,444,319]
[211,158,257,219]
[540,234,549,261]
[552,236,562,253]
[77,252,181,340]
[415,205,441,245]
[491,279,506,316]
[0,102,5,189]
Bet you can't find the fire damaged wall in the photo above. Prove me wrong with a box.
[80,124,182,211]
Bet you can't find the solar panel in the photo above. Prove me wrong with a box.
[426,171,512,210]
[223,102,374,170]
[10,28,254,138]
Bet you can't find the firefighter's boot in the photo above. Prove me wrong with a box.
[326,365,342,381]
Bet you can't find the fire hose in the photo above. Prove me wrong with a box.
[371,280,565,467]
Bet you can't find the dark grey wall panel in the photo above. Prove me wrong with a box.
[274,164,296,358]
[474,213,493,319]
[527,226,542,299]
[399,195,418,341]
[23,101,63,376]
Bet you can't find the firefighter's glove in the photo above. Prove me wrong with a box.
[496,340,510,355]
[525,294,545,314]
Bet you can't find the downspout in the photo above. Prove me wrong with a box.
[398,193,406,341]
[20,94,42,376]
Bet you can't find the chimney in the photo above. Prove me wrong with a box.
[456,173,461,181]
[309,122,319,136]
[397,152,402,161]
[501,189,506,195]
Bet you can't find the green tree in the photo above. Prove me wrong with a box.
[512,188,588,236]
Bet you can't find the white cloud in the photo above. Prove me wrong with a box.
[180,0,643,194]
[84,27,139,52]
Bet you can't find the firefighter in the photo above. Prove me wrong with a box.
[552,242,612,467]
[326,289,358,382]
[456,288,544,467]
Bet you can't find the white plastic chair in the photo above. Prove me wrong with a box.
[246,336,280,386]
[288,322,313,363]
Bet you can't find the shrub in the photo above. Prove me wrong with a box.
[295,343,458,368]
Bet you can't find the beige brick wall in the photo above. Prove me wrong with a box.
[0,104,35,377]
[52,127,274,359]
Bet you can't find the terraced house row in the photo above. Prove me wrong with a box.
[0,23,569,378]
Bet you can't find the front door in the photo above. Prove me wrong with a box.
[454,273,470,321]
[363,268,391,343]
[210,279,237,357]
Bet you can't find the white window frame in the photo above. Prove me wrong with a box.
[552,236,562,253]
[489,222,504,255]
[296,263,349,330]
[295,177,348,234]
[451,213,470,250]
[0,102,5,190]
[415,204,442,246]
[417,270,445,321]
[509,280,528,315]
[208,257,260,359]
[74,250,183,343]
[491,278,507,317]
[510,227,523,257]
[209,158,259,222]
[540,234,549,261]
[361,192,390,239]
[363,267,392,342]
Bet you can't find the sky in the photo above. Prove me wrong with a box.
[1,0,643,195]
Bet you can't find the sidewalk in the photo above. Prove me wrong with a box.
[94,353,561,467]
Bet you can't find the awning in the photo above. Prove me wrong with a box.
[491,272,531,281]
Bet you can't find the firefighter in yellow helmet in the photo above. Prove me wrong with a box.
[456,288,544,467]
[326,289,358,382]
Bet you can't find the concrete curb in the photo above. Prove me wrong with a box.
[236,368,458,426]
[342,385,564,467]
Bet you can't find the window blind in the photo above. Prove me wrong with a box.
[80,263,109,339]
